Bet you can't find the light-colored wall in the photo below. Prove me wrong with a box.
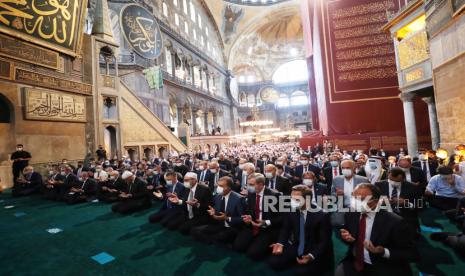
[430,14,465,151]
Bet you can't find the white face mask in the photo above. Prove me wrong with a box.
[275,161,283,166]
[350,198,370,213]
[265,172,273,179]
[109,176,116,180]
[330,161,339,167]
[247,185,255,193]
[216,186,224,195]
[183,181,191,189]
[243,171,248,176]
[400,167,410,173]
[238,164,245,170]
[342,169,353,177]
[388,179,401,188]
[210,169,217,174]
[290,198,303,210]
[300,160,308,165]
[199,165,205,171]
[303,179,313,186]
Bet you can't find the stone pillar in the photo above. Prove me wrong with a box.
[191,65,195,85]
[206,71,210,92]
[422,96,440,150]
[171,52,176,77]
[399,93,418,157]
[192,108,198,135]
[204,111,209,135]
[177,106,184,125]
[213,112,218,128]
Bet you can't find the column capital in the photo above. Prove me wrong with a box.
[422,96,435,105]
[399,92,416,102]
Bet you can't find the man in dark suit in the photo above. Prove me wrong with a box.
[57,166,80,201]
[173,158,189,177]
[12,166,43,197]
[218,153,233,172]
[269,185,333,275]
[398,156,427,191]
[10,144,32,184]
[233,173,282,260]
[265,164,292,195]
[196,160,212,185]
[97,170,124,203]
[302,171,327,207]
[256,154,273,174]
[111,171,151,215]
[295,154,321,181]
[42,165,65,200]
[207,162,232,192]
[336,184,418,276]
[412,152,438,183]
[148,171,185,223]
[375,167,422,234]
[65,171,98,204]
[322,154,342,191]
[162,172,213,235]
[191,176,245,244]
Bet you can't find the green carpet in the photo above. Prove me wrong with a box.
[0,190,463,276]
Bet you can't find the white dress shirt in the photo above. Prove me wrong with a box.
[343,177,354,206]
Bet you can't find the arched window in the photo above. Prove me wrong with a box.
[165,47,172,75]
[183,0,188,14]
[173,0,178,7]
[277,94,290,108]
[190,1,196,22]
[163,2,168,17]
[290,91,309,106]
[272,59,308,84]
[175,13,179,26]
[184,21,189,33]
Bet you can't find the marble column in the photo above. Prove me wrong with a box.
[206,71,210,92]
[177,106,184,125]
[192,108,198,135]
[204,111,209,135]
[399,93,418,157]
[422,96,440,150]
[213,112,218,128]
[171,52,176,77]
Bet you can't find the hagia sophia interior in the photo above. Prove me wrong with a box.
[0,0,465,275]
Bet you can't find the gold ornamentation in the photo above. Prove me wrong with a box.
[398,31,429,70]
[0,57,12,80]
[15,68,92,95]
[404,68,425,83]
[24,87,86,122]
[0,33,59,69]
[0,0,88,56]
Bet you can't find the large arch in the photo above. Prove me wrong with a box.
[0,93,16,162]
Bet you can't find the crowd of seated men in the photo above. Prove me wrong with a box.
[9,142,465,275]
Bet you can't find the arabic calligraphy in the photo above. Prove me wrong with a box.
[0,0,86,55]
[120,4,163,59]
[25,88,86,122]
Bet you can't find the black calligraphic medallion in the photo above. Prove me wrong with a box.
[120,4,163,59]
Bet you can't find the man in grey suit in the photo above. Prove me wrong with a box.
[331,159,369,226]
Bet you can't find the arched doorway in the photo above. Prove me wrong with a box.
[0,94,15,162]
[104,126,117,160]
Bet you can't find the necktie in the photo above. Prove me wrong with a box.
[215,173,219,186]
[333,167,338,176]
[297,212,306,256]
[188,190,194,219]
[201,171,205,182]
[391,186,398,199]
[253,194,261,236]
[270,179,275,190]
[220,196,226,213]
[355,214,367,272]
[422,162,428,176]
[304,166,307,173]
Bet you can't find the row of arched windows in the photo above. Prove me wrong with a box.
[239,91,309,108]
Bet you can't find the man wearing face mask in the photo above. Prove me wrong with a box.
[163,172,212,235]
[93,165,109,183]
[233,173,282,259]
[412,150,438,183]
[332,160,369,207]
[10,144,32,184]
[173,158,189,177]
[264,164,292,196]
[218,153,233,173]
[191,176,245,244]
[148,171,185,223]
[42,165,65,200]
[206,162,232,192]
[111,171,151,215]
[322,154,342,191]
[12,166,42,197]
[337,184,418,276]
[425,166,465,211]
[236,162,256,194]
[65,171,97,204]
[302,171,327,206]
[375,168,422,234]
[196,160,212,184]
[270,185,333,275]
[98,171,124,203]
[257,154,273,174]
[398,156,427,191]
[57,166,80,201]
[295,154,321,182]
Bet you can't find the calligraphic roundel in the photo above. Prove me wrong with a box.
[120,4,163,59]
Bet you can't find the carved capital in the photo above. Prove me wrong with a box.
[422,96,435,105]
[399,92,416,102]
